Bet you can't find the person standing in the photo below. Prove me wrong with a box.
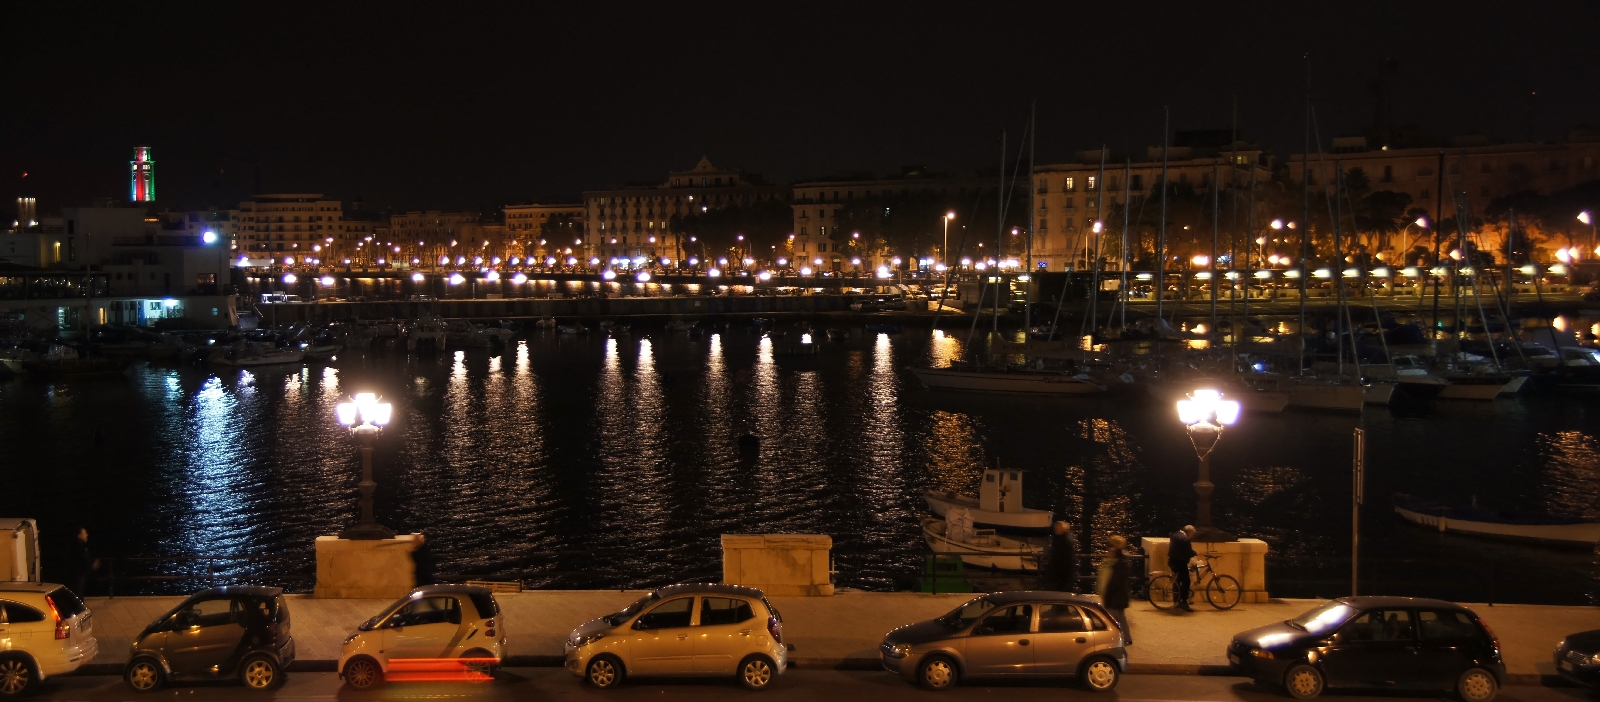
[67,527,100,597]
[1038,521,1078,591]
[1097,535,1133,645]
[1167,525,1197,612]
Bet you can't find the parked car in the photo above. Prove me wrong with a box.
[123,586,293,693]
[878,592,1125,692]
[0,583,98,698]
[564,583,787,690]
[1227,596,1503,701]
[339,584,505,690]
[1555,629,1600,689]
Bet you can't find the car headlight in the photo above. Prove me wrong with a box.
[577,633,605,647]
[1251,648,1275,659]
[343,632,359,645]
[888,643,913,659]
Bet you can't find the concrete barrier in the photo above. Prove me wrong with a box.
[313,533,423,599]
[1140,537,1269,604]
[721,534,834,596]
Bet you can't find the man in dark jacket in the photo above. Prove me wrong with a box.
[67,527,99,597]
[1167,525,1197,612]
[1038,521,1077,591]
[1098,535,1133,645]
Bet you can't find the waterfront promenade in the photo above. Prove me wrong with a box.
[80,591,1600,683]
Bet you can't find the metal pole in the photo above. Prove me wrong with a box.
[1026,103,1035,335]
[1211,161,1220,334]
[1120,159,1132,330]
[996,130,1005,334]
[1157,108,1170,327]
[1352,427,1365,596]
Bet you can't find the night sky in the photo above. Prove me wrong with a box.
[7,2,1599,215]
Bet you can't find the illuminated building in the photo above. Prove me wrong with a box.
[130,146,155,202]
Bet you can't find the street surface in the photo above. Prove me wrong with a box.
[34,669,1595,702]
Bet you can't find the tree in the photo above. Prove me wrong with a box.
[669,199,792,264]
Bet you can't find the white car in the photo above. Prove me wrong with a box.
[564,584,788,690]
[338,584,505,690]
[0,583,98,697]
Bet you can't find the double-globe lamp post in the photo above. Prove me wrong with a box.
[336,393,396,540]
[1176,389,1240,543]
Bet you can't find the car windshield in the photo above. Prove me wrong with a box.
[359,592,418,631]
[606,594,657,626]
[1288,601,1356,634]
[938,597,995,628]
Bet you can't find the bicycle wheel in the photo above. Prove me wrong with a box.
[1206,574,1242,610]
[1147,574,1177,610]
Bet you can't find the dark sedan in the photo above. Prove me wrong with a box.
[879,591,1125,692]
[1228,596,1502,701]
[1555,629,1600,688]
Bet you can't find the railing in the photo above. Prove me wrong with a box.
[99,553,316,597]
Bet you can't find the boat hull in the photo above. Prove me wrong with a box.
[923,492,1052,532]
[1395,504,1600,546]
[911,367,1103,395]
[1286,382,1366,411]
[921,518,1040,571]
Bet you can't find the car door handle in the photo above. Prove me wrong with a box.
[739,630,752,636]
[1076,637,1087,644]
[1019,639,1030,646]
[677,634,689,640]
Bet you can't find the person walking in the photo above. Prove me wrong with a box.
[1167,525,1197,612]
[67,527,100,597]
[1038,520,1078,591]
[1096,535,1133,645]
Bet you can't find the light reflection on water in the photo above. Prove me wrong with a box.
[2,327,1598,602]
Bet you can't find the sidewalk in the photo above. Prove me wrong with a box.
[80,592,1600,683]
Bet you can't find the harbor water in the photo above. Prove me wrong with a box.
[3,323,1598,604]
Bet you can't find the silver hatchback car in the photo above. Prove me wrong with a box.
[880,591,1126,691]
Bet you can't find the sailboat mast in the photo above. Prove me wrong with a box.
[1026,105,1035,335]
[1091,146,1107,332]
[1334,161,1347,378]
[1243,163,1256,354]
[1210,160,1220,336]
[1299,60,1312,375]
[996,130,1005,334]
[1120,159,1132,329]
[1156,107,1170,327]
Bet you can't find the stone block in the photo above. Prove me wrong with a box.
[314,533,423,599]
[721,533,834,597]
[1141,537,1270,604]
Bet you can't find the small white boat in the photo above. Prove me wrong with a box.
[922,513,1041,572]
[533,317,558,329]
[558,324,588,335]
[924,468,1052,532]
[911,365,1104,395]
[1394,494,1600,546]
[301,343,341,360]
[210,342,305,367]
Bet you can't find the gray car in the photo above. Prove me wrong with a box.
[879,591,1127,691]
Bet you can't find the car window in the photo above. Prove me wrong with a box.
[638,597,694,629]
[1038,604,1087,632]
[390,597,461,627]
[940,596,995,628]
[1419,610,1480,640]
[0,601,45,624]
[467,592,499,619]
[180,598,240,628]
[47,587,86,619]
[974,604,1033,635]
[1338,609,1415,642]
[700,597,755,626]
[1082,606,1110,631]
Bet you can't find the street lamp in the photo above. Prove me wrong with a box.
[1580,211,1596,254]
[942,211,956,264]
[1176,389,1240,542]
[335,393,396,540]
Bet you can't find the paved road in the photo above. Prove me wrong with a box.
[36,669,1594,702]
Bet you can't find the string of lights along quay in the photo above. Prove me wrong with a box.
[2,327,1597,604]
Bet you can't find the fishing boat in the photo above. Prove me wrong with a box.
[923,468,1051,532]
[209,342,304,367]
[1393,494,1600,547]
[17,344,129,377]
[921,513,1042,571]
[911,364,1104,395]
[301,343,341,361]
[407,316,446,350]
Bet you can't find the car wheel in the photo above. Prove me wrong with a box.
[1457,668,1498,702]
[461,648,496,679]
[738,655,775,691]
[0,657,34,698]
[343,656,384,691]
[240,655,282,691]
[123,658,164,693]
[1283,664,1324,699]
[1079,655,1120,692]
[586,655,623,689]
[917,655,958,691]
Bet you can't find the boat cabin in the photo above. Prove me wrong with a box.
[979,468,1025,514]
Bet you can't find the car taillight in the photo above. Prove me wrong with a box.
[1478,618,1500,651]
[46,597,68,640]
[767,617,782,645]
[485,619,496,638]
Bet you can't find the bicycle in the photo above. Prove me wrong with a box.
[1146,552,1242,610]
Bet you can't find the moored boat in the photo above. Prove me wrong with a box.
[1393,494,1600,546]
[921,514,1041,572]
[923,468,1051,533]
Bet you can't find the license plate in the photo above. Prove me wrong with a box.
[1228,653,1240,665]
[1560,660,1573,672]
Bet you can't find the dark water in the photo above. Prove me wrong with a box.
[4,324,1599,604]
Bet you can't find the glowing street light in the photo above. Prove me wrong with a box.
[335,393,396,540]
[411,272,425,283]
[1176,389,1240,542]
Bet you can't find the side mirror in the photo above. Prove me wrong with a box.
[973,625,994,636]
[632,619,651,631]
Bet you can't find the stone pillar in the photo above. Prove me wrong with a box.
[314,533,424,599]
[721,534,834,596]
[1140,537,1270,604]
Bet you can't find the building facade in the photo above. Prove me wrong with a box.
[238,194,345,255]
[505,203,585,263]
[790,171,999,272]
[583,157,788,264]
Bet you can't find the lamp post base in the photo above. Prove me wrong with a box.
[338,523,397,540]
[1191,525,1237,543]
